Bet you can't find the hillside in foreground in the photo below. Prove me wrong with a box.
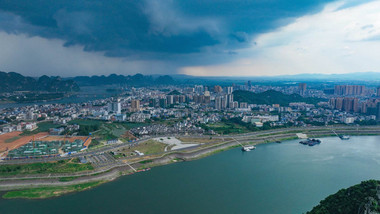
[307,180,380,214]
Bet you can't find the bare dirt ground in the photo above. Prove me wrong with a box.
[0,132,48,154]
[121,131,137,140]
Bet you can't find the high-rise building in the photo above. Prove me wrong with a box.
[227,86,234,94]
[330,97,359,112]
[334,85,365,96]
[159,98,167,108]
[377,87,380,97]
[149,98,157,108]
[194,85,204,94]
[247,81,252,88]
[131,100,140,112]
[298,83,307,95]
[361,102,367,114]
[193,95,203,104]
[240,102,248,108]
[214,85,223,93]
[108,101,121,114]
[329,97,344,110]
[174,95,179,103]
[215,96,222,110]
[226,94,234,107]
[221,96,228,109]
[204,95,211,104]
[178,95,186,103]
[166,95,174,105]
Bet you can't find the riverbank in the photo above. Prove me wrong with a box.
[1,126,380,199]
[2,181,105,199]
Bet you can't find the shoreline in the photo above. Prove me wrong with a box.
[1,126,380,199]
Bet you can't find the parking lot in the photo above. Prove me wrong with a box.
[86,152,118,168]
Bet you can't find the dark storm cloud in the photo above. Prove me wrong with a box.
[0,0,339,60]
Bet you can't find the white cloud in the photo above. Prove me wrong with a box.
[180,0,380,76]
[0,32,173,77]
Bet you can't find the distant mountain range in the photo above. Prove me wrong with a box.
[0,71,79,93]
[262,72,380,81]
[70,74,176,86]
[174,72,380,82]
[2,71,380,94]
[0,71,178,93]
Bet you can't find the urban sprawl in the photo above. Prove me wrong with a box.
[1,82,380,159]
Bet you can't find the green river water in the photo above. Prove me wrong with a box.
[1,135,380,214]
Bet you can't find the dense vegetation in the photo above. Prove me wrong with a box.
[77,124,100,136]
[308,180,380,214]
[233,90,323,106]
[3,181,104,199]
[0,159,94,175]
[0,71,79,92]
[68,119,146,140]
[201,117,293,135]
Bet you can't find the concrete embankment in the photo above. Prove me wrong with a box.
[1,126,380,191]
[130,128,380,169]
[0,166,131,191]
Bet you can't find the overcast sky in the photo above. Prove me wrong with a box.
[0,0,378,77]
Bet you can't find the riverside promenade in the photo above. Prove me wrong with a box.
[1,125,380,191]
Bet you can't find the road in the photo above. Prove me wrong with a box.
[0,125,380,190]
[1,125,379,165]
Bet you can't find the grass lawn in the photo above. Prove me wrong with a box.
[68,119,105,126]
[4,136,21,143]
[177,137,218,144]
[93,122,146,141]
[0,159,94,176]
[118,122,148,129]
[2,181,104,199]
[207,122,250,135]
[208,123,227,128]
[58,176,77,182]
[120,140,166,156]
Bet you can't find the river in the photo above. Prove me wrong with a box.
[1,136,380,214]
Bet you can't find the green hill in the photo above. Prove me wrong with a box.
[72,74,176,86]
[233,90,323,106]
[0,71,79,92]
[308,180,380,214]
[167,90,182,95]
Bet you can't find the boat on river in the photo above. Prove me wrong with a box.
[242,145,256,151]
[339,135,350,140]
[299,138,321,146]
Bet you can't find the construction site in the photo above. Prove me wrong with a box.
[1,133,92,159]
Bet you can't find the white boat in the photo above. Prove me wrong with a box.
[242,145,256,151]
[340,135,350,140]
